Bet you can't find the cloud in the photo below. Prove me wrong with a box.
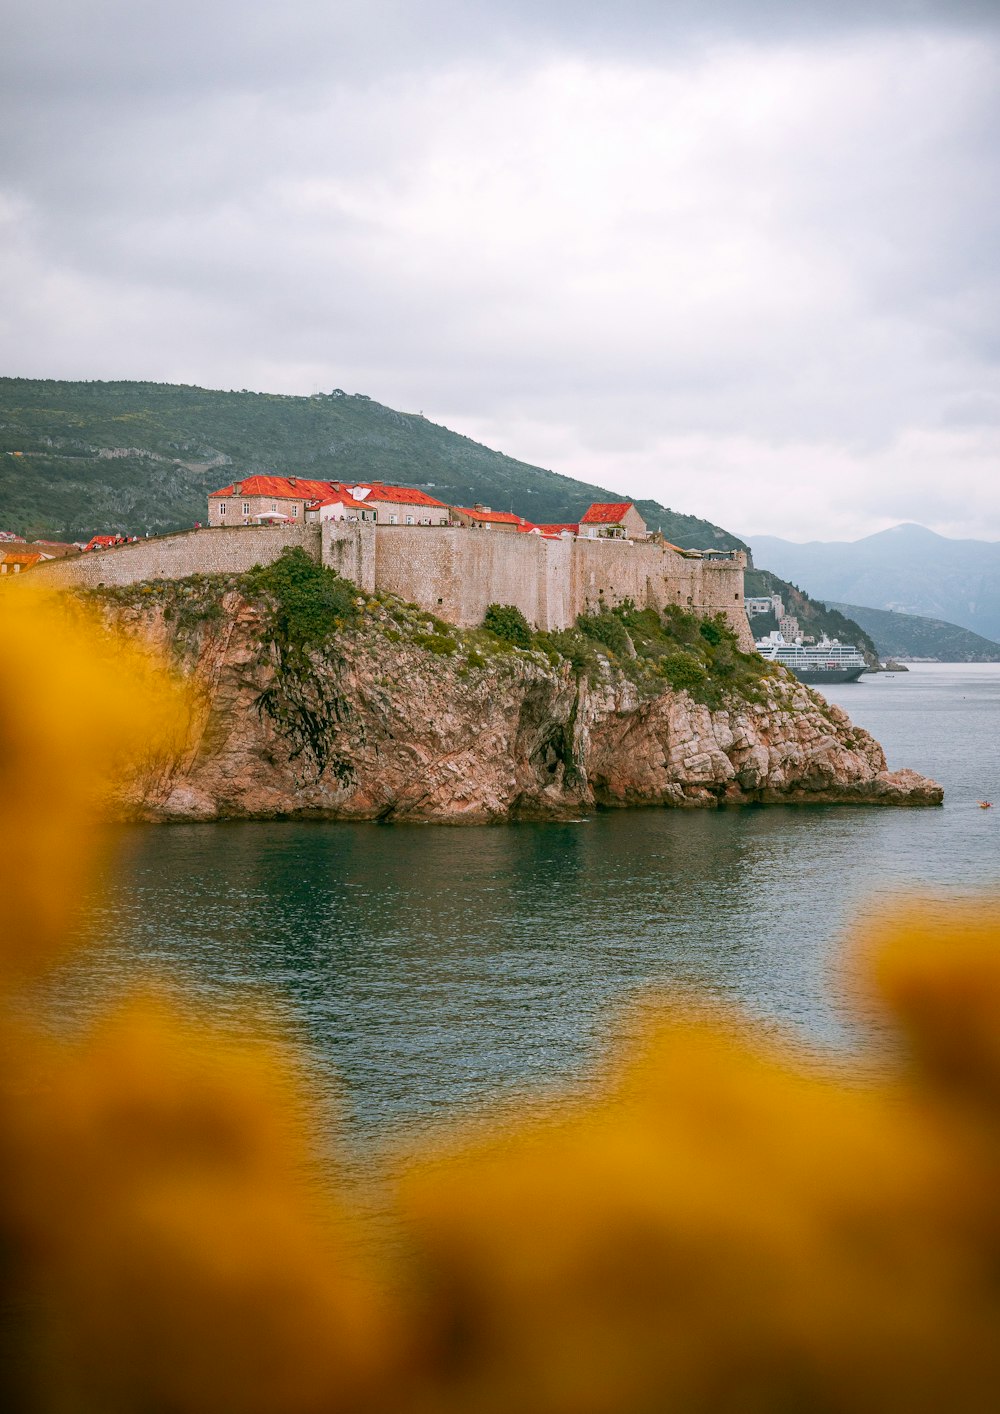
[1,4,999,538]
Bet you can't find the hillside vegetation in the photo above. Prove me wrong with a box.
[0,378,744,549]
[828,602,1000,662]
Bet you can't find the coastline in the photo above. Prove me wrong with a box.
[102,584,943,824]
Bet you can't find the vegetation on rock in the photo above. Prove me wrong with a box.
[483,603,533,648]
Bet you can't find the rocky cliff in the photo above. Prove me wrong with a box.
[102,575,942,822]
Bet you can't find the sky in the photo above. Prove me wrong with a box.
[2,0,999,542]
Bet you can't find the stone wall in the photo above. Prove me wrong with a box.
[371,525,560,627]
[337,524,751,646]
[322,520,375,595]
[31,520,751,648]
[33,524,321,590]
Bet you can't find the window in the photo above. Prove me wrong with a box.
[219,502,226,516]
[405,515,414,525]
[389,514,398,525]
[271,503,277,512]
[420,516,430,525]
[291,504,298,518]
[242,502,250,516]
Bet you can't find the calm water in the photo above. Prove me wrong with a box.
[76,663,1000,1149]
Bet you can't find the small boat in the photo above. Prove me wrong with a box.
[978,801,993,810]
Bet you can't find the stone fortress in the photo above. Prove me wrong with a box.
[34,475,752,648]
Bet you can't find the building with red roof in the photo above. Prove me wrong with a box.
[83,535,125,552]
[338,483,450,526]
[450,505,526,532]
[1,551,45,575]
[207,476,451,527]
[579,502,647,540]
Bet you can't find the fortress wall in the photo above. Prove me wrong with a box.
[373,527,554,628]
[567,540,751,646]
[28,519,750,647]
[538,537,574,630]
[323,520,376,594]
[33,524,321,590]
[697,559,755,650]
[328,525,749,640]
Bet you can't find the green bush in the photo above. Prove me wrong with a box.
[412,632,457,656]
[699,617,724,646]
[660,653,709,693]
[576,611,631,657]
[483,603,533,648]
[243,548,356,651]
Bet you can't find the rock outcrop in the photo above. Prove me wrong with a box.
[113,591,942,822]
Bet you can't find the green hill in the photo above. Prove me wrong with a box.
[828,602,1000,662]
[0,378,745,549]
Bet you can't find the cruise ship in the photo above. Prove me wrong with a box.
[754,631,867,684]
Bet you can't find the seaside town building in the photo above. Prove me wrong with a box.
[579,502,648,540]
[450,506,525,532]
[1,550,46,574]
[207,476,451,527]
[28,474,751,647]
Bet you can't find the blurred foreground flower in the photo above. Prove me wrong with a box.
[2,589,1000,1412]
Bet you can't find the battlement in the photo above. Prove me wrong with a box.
[31,521,750,649]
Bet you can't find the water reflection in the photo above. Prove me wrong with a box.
[75,664,1000,1148]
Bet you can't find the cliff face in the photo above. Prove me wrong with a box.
[112,590,941,822]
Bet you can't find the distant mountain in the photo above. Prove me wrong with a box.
[748,524,1000,642]
[0,378,744,549]
[828,602,1000,662]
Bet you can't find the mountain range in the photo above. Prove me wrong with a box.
[748,524,1000,644]
[828,603,1000,663]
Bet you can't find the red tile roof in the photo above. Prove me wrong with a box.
[208,476,338,501]
[454,507,523,525]
[538,523,579,535]
[307,484,370,511]
[580,502,634,524]
[2,551,43,568]
[84,535,123,551]
[209,476,449,510]
[357,483,449,508]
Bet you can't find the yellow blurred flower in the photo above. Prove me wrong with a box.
[3,588,1000,1412]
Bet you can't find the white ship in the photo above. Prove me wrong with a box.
[754,631,867,684]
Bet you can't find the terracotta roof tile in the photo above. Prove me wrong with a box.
[454,507,523,524]
[580,502,634,524]
[209,476,338,501]
[359,483,450,508]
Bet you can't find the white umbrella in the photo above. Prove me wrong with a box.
[254,511,290,522]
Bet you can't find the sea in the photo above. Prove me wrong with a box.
[74,663,1000,1154]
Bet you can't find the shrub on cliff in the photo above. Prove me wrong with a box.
[660,652,710,693]
[243,548,357,651]
[483,603,533,649]
[576,610,631,657]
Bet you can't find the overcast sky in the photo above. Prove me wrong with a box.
[3,1,998,540]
